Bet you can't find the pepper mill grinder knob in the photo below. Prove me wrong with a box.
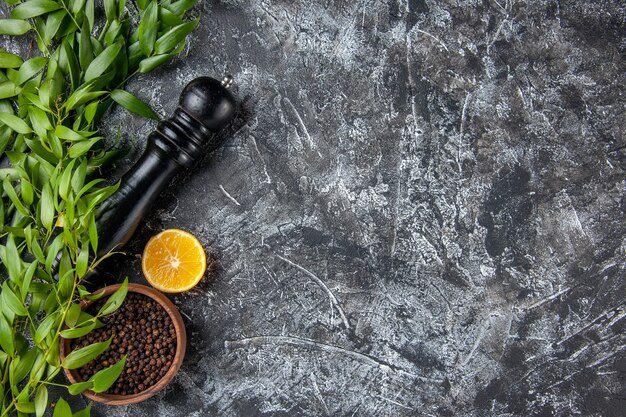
[157,75,236,167]
[179,75,236,132]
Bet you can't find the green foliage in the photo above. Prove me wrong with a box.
[0,0,200,415]
[0,20,31,37]
[61,337,112,369]
[110,89,159,120]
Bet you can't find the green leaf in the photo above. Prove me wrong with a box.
[59,158,75,200]
[87,67,114,92]
[85,0,95,30]
[13,347,37,384]
[65,303,82,327]
[138,0,158,56]
[84,41,123,82]
[23,225,36,249]
[10,0,63,19]
[30,349,47,383]
[0,297,15,326]
[23,92,50,113]
[21,261,37,297]
[59,321,96,339]
[38,79,52,109]
[46,348,61,370]
[99,277,128,316]
[62,36,81,91]
[76,310,97,326]
[0,80,20,99]
[7,182,29,211]
[87,148,127,175]
[0,313,14,355]
[35,311,59,344]
[118,0,127,16]
[5,235,22,282]
[69,136,101,158]
[3,225,26,237]
[88,189,116,217]
[72,0,87,14]
[55,125,85,141]
[67,380,93,395]
[16,56,47,85]
[47,364,61,381]
[43,9,66,44]
[91,356,126,393]
[154,18,199,54]
[0,128,10,156]
[104,19,122,46]
[76,242,89,277]
[79,20,94,71]
[104,0,117,21]
[111,89,159,120]
[15,402,36,413]
[44,234,63,273]
[61,337,112,369]
[138,53,175,74]
[29,107,52,137]
[26,138,58,165]
[21,177,34,204]
[89,213,98,253]
[1,282,28,316]
[159,7,184,27]
[165,0,198,17]
[38,75,55,109]
[84,101,99,124]
[58,253,74,299]
[127,40,142,66]
[0,167,19,181]
[73,403,92,417]
[64,84,107,110]
[32,240,46,265]
[0,19,31,35]
[71,159,87,193]
[40,182,55,230]
[35,385,48,417]
[0,51,23,68]
[52,398,72,417]
[49,132,64,158]
[0,112,33,134]
[32,13,46,49]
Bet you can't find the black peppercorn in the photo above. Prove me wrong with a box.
[69,293,177,395]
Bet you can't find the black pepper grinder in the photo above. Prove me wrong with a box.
[88,75,236,286]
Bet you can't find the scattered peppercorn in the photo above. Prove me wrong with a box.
[70,292,177,395]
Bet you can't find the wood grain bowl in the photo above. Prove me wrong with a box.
[60,283,187,405]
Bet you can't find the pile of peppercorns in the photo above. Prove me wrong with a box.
[71,292,177,395]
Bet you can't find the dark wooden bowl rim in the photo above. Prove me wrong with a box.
[59,283,187,406]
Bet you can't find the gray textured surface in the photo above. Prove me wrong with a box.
[7,0,626,415]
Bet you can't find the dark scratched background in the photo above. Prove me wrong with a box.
[3,0,626,416]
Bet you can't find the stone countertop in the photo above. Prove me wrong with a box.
[4,0,626,416]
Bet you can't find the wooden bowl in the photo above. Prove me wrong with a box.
[60,283,187,405]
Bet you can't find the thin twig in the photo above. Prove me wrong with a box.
[415,28,449,52]
[224,335,443,383]
[525,287,571,311]
[276,254,350,330]
[310,373,330,415]
[219,184,241,206]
